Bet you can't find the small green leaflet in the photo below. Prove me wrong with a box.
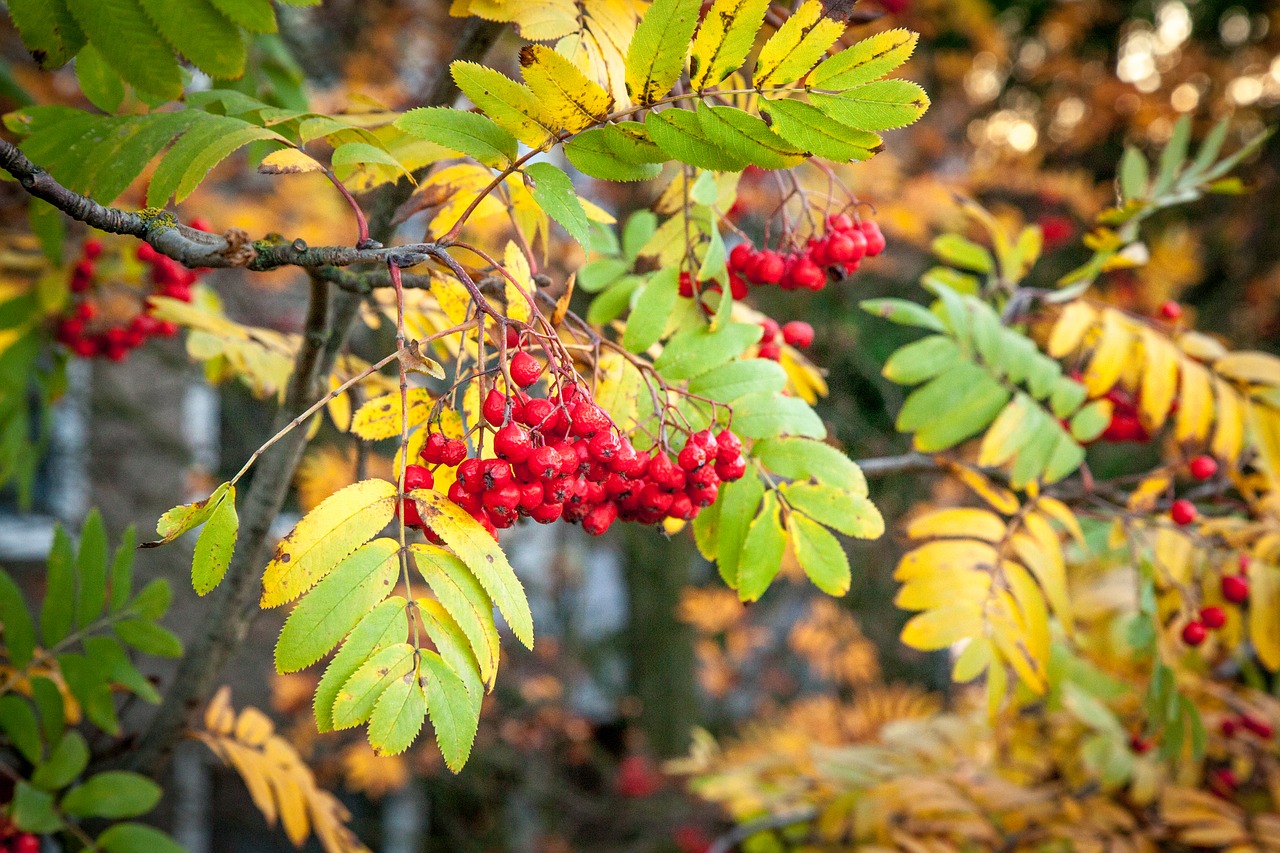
[148,481,233,547]
[524,162,591,248]
[753,436,868,496]
[810,79,931,132]
[314,597,408,732]
[687,354,787,403]
[60,771,161,819]
[64,0,181,100]
[97,824,187,853]
[645,109,749,172]
[715,473,765,588]
[780,481,883,539]
[809,29,918,90]
[787,513,851,596]
[625,0,701,104]
[420,650,479,772]
[731,392,825,440]
[0,569,36,668]
[74,44,124,113]
[737,492,787,601]
[137,0,246,80]
[5,0,86,69]
[565,127,663,182]
[451,61,556,149]
[623,267,681,352]
[412,543,501,689]
[654,320,762,380]
[332,642,415,730]
[368,669,426,756]
[395,107,517,168]
[759,98,881,163]
[192,486,238,596]
[695,104,804,170]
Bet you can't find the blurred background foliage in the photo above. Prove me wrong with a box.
[2,0,1279,850]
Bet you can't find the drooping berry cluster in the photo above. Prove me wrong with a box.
[1180,557,1253,647]
[755,317,814,361]
[53,229,209,360]
[397,356,748,540]
[726,214,885,294]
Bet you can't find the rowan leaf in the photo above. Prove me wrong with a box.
[97,824,186,853]
[715,473,765,588]
[395,107,517,168]
[314,597,408,732]
[780,482,882,538]
[208,0,277,32]
[565,127,663,182]
[411,544,500,689]
[519,44,613,133]
[367,669,426,756]
[40,526,74,647]
[688,0,770,90]
[137,0,246,79]
[75,44,125,113]
[332,643,415,730]
[192,486,238,596]
[451,61,557,149]
[695,104,805,170]
[788,512,851,596]
[810,79,931,131]
[646,108,751,172]
[61,772,160,819]
[6,0,86,69]
[351,389,436,441]
[687,358,787,403]
[257,147,326,174]
[623,267,680,352]
[810,28,918,89]
[731,392,825,440]
[626,0,701,104]
[758,98,881,162]
[882,336,960,385]
[753,436,867,496]
[525,161,591,248]
[276,538,400,674]
[260,479,398,608]
[0,569,36,669]
[64,0,181,100]
[420,650,479,772]
[148,481,233,546]
[654,320,762,380]
[416,599,484,716]
[409,489,534,649]
[753,0,844,88]
[737,491,787,602]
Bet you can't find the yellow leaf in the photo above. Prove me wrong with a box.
[502,241,533,324]
[593,350,642,433]
[259,147,327,175]
[906,508,1007,543]
[204,685,235,734]
[779,347,828,403]
[1249,406,1280,492]
[753,0,844,88]
[945,463,1020,514]
[1154,526,1195,586]
[894,540,999,582]
[1001,560,1050,667]
[1249,560,1280,671]
[220,740,279,826]
[688,0,771,90]
[580,196,618,224]
[461,0,578,40]
[900,604,984,651]
[351,389,435,441]
[1083,309,1132,397]
[1177,330,1230,363]
[431,274,475,328]
[422,163,508,236]
[519,44,614,133]
[261,479,398,608]
[327,375,353,432]
[1215,351,1280,386]
[1138,327,1179,430]
[1174,358,1212,443]
[978,393,1034,468]
[235,706,276,747]
[952,636,992,682]
[1047,301,1097,358]
[408,489,534,649]
[1035,496,1085,546]
[264,739,311,846]
[1211,377,1245,463]
[1127,471,1172,514]
[895,569,990,610]
[1020,513,1073,627]
[989,589,1045,692]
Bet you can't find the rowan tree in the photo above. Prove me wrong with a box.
[0,0,1276,851]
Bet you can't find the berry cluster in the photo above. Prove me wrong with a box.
[1220,710,1274,740]
[756,317,813,361]
[726,214,885,294]
[53,229,209,360]
[1180,560,1252,647]
[397,361,748,540]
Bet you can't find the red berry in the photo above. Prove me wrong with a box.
[527,445,562,480]
[441,439,467,467]
[483,483,521,521]
[1129,734,1152,753]
[421,432,447,464]
[458,458,487,493]
[569,401,610,438]
[1240,714,1274,739]
[668,492,697,520]
[1189,455,1218,481]
[530,502,563,524]
[714,429,741,461]
[677,444,706,471]
[404,464,434,492]
[728,243,753,271]
[827,213,853,232]
[760,317,780,340]
[482,388,507,426]
[583,502,619,536]
[82,238,104,259]
[678,272,695,298]
[728,272,749,300]
[1200,606,1226,629]
[858,220,886,255]
[758,341,781,360]
[509,351,542,387]
[826,232,857,264]
[715,456,747,481]
[1171,499,1197,526]
[517,481,544,512]
[1221,717,1239,737]
[588,430,621,461]
[782,321,814,349]
[755,251,784,285]
[13,836,37,853]
[1222,574,1250,604]
[1181,620,1207,646]
[791,258,826,290]
[1159,300,1183,321]
[494,423,532,463]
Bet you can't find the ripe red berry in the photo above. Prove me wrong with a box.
[791,258,826,290]
[1171,499,1198,526]
[1129,734,1152,753]
[1181,620,1207,646]
[527,445,562,480]
[588,430,621,461]
[494,423,532,463]
[755,251,785,285]
[509,351,542,388]
[1222,573,1250,604]
[758,341,781,360]
[782,321,814,349]
[483,483,521,521]
[677,443,707,471]
[714,429,742,461]
[1240,714,1274,739]
[530,501,563,524]
[441,439,467,467]
[82,238,104,259]
[826,232,857,264]
[1189,455,1218,481]
[678,271,695,298]
[458,458,487,493]
[421,432,447,464]
[482,388,507,426]
[13,835,38,853]
[404,464,434,492]
[1221,717,1239,737]
[583,501,619,535]
[1200,605,1226,629]
[827,213,853,232]
[760,317,780,340]
[728,243,753,272]
[1159,300,1183,321]
[728,272,749,300]
[858,220,886,256]
[715,455,747,481]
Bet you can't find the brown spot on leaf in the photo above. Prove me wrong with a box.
[279,552,292,563]
[518,45,536,67]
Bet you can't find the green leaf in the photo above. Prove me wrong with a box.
[758,98,881,162]
[30,677,66,744]
[41,525,75,647]
[1153,114,1191,196]
[367,669,426,756]
[97,823,187,853]
[208,0,277,33]
[332,141,412,183]
[602,120,666,165]
[860,297,947,332]
[565,127,663,182]
[1070,400,1112,443]
[754,436,868,496]
[687,358,787,403]
[332,642,415,730]
[451,61,555,149]
[731,392,825,440]
[32,731,89,791]
[525,161,591,248]
[61,771,161,819]
[6,0,86,69]
[810,28,918,89]
[932,234,994,273]
[420,649,479,772]
[396,107,517,168]
[11,782,63,834]
[695,104,804,170]
[84,636,160,703]
[1042,429,1086,484]
[314,597,408,732]
[577,258,630,293]
[75,44,125,113]
[137,0,246,79]
[0,568,36,668]
[191,486,238,596]
[882,335,961,385]
[623,267,681,352]
[408,490,534,649]
[416,599,483,717]
[146,116,279,207]
[715,474,765,587]
[692,491,721,561]
[788,513,851,596]
[113,618,183,657]
[57,653,118,734]
[587,276,641,325]
[64,0,181,100]
[1119,146,1149,203]
[688,0,770,89]
[626,0,701,104]
[737,492,787,602]
[276,538,399,674]
[810,79,930,132]
[73,508,108,629]
[623,211,658,260]
[897,361,993,431]
[654,321,762,380]
[780,482,883,539]
[0,695,42,763]
[908,375,1011,452]
[411,544,500,689]
[645,108,750,172]
[108,525,135,613]
[87,110,203,204]
[128,578,171,620]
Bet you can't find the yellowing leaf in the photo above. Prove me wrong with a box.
[945,463,1020,514]
[1127,471,1172,514]
[753,0,843,88]
[1047,301,1097,358]
[519,44,614,133]
[351,389,436,441]
[1211,378,1245,463]
[502,241,533,324]
[1035,496,1085,546]
[261,479,398,608]
[1083,309,1132,397]
[411,544,501,689]
[895,540,998,582]
[147,481,233,547]
[688,0,770,90]
[1215,351,1280,386]
[327,375,353,432]
[259,148,327,175]
[906,508,1006,543]
[1174,358,1212,443]
[900,604,984,651]
[1249,560,1280,671]
[1018,513,1073,628]
[1138,327,1179,430]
